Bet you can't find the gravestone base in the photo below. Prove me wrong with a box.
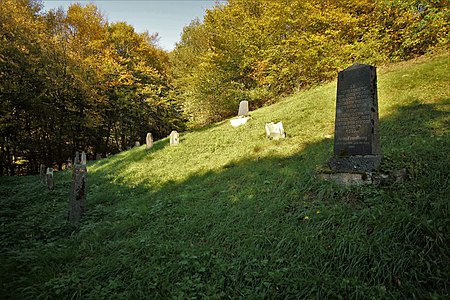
[329,155,382,173]
[318,167,407,187]
[317,172,373,186]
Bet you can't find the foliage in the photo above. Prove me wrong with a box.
[0,0,186,175]
[171,0,449,126]
[0,54,448,299]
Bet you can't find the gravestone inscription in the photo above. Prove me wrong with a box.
[329,63,381,172]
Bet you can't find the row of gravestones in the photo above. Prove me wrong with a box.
[141,131,179,150]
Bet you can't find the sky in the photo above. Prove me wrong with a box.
[42,0,222,51]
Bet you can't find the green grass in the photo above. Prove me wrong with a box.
[1,52,449,299]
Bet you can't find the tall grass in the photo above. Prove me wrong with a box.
[1,53,448,299]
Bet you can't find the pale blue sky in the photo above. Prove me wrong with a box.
[42,0,222,51]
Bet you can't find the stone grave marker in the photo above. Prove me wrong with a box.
[329,63,381,172]
[66,158,72,169]
[95,153,102,160]
[39,164,46,184]
[170,131,179,146]
[46,167,54,190]
[69,151,87,223]
[134,141,140,147]
[238,100,249,116]
[146,132,153,149]
[265,122,286,140]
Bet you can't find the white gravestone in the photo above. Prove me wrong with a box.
[134,141,140,147]
[238,100,249,116]
[170,131,179,146]
[146,133,153,149]
[265,122,286,140]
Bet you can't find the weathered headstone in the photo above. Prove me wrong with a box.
[46,167,54,190]
[39,164,46,184]
[146,132,153,149]
[170,131,179,146]
[329,63,381,172]
[134,141,140,147]
[238,100,249,116]
[66,158,72,169]
[265,122,286,140]
[95,153,102,160]
[81,151,87,165]
[69,152,87,223]
[74,151,80,164]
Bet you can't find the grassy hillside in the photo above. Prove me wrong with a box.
[1,53,449,299]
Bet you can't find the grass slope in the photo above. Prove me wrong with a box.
[1,53,449,299]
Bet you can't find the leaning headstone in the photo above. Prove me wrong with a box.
[146,133,153,149]
[46,167,54,190]
[238,100,249,116]
[134,141,140,147]
[265,122,286,140]
[329,63,381,172]
[169,131,179,146]
[68,152,87,223]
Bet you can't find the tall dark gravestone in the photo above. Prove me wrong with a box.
[330,63,381,172]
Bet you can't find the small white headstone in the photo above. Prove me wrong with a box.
[146,133,153,149]
[170,131,179,146]
[265,122,286,140]
[134,141,140,147]
[238,101,249,116]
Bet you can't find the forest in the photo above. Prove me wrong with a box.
[0,0,448,175]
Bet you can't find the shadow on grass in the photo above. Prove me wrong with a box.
[1,100,448,299]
